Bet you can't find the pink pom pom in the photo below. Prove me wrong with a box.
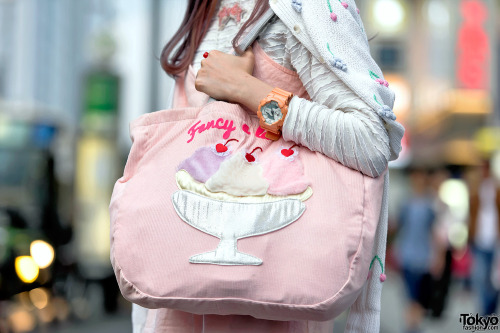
[384,81,389,87]
[341,2,348,8]
[330,12,337,21]
[379,273,386,282]
[356,8,360,14]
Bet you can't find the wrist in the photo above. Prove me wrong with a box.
[235,75,273,113]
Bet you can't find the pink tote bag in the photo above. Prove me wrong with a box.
[109,99,386,321]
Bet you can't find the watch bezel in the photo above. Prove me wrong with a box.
[257,88,293,141]
[261,100,284,125]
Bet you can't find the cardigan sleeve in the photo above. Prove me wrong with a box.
[281,32,391,178]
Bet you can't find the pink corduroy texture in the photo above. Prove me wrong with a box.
[110,41,386,323]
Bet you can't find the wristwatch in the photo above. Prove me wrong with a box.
[257,88,294,141]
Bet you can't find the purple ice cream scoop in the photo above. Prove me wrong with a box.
[177,145,230,183]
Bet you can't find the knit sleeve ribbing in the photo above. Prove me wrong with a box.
[281,32,391,178]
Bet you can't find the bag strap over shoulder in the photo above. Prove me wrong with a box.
[234,8,276,54]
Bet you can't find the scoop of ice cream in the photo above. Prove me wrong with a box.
[176,169,313,203]
[262,147,310,196]
[205,153,268,196]
[177,145,230,183]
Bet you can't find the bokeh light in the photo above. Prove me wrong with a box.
[373,0,406,31]
[17,292,34,311]
[438,179,469,222]
[30,240,55,269]
[29,288,49,310]
[492,150,500,181]
[38,303,56,323]
[448,222,469,250]
[7,307,36,333]
[426,0,450,32]
[14,256,39,284]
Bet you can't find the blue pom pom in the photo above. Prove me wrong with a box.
[291,0,302,12]
[377,105,396,120]
[330,57,347,71]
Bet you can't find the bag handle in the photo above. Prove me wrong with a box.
[234,7,276,55]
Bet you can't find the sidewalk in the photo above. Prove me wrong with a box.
[380,271,477,333]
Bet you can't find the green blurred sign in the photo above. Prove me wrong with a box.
[84,71,120,115]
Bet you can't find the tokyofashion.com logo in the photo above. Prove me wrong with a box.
[460,313,499,331]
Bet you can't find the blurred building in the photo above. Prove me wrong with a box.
[0,0,499,331]
[359,0,498,168]
[0,0,184,330]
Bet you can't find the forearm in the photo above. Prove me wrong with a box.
[283,96,391,178]
[233,74,274,113]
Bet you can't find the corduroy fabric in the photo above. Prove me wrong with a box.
[111,35,387,332]
[111,99,385,319]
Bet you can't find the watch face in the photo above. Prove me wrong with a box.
[261,101,283,125]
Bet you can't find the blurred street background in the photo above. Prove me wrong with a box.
[0,0,499,332]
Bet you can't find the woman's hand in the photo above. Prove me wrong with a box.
[195,47,273,113]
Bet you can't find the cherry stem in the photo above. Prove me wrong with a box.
[249,147,263,155]
[224,138,239,146]
[288,144,299,150]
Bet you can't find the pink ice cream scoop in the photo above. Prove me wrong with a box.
[262,144,310,196]
[177,139,238,183]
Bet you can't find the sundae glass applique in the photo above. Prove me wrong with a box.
[172,141,313,266]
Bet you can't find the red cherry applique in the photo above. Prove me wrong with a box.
[245,147,263,162]
[245,153,255,162]
[280,144,298,157]
[215,144,228,153]
[215,138,239,153]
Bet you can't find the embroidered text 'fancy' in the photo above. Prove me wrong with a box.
[187,118,237,143]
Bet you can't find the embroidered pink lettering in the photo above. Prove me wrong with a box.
[255,126,269,140]
[215,118,225,128]
[187,121,202,143]
[242,123,251,135]
[187,118,237,143]
[205,120,215,130]
[222,120,236,139]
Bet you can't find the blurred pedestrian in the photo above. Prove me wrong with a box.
[396,168,436,333]
[468,160,500,315]
[427,168,453,318]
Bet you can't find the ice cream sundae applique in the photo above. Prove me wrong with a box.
[177,139,238,183]
[262,144,311,196]
[205,147,268,196]
[171,141,313,266]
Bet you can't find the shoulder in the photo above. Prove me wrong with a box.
[271,0,365,31]
[269,0,390,110]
